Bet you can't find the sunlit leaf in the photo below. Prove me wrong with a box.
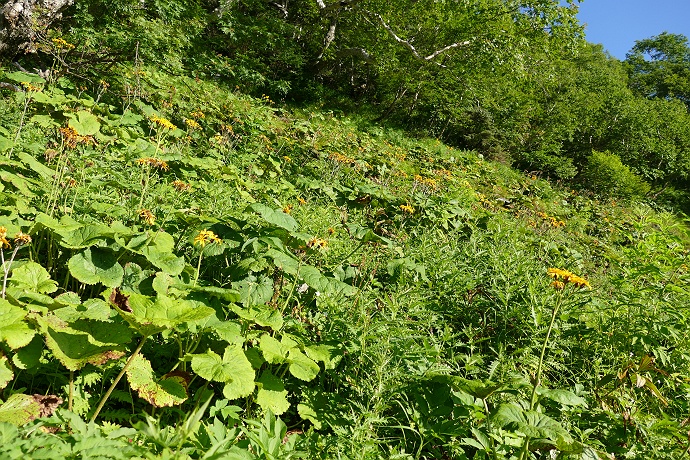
[68,248,124,287]
[126,354,188,407]
[0,299,35,349]
[256,371,289,415]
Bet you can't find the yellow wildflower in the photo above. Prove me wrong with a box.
[13,232,32,246]
[0,227,11,249]
[283,155,292,162]
[400,204,414,214]
[307,237,328,249]
[138,209,156,226]
[51,37,75,50]
[150,115,176,130]
[551,280,565,290]
[547,268,590,289]
[194,230,222,248]
[283,204,293,215]
[172,180,191,191]
[190,110,205,119]
[136,157,169,171]
[21,82,42,92]
[184,118,201,130]
[298,197,306,205]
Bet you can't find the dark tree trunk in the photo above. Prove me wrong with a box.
[0,0,74,57]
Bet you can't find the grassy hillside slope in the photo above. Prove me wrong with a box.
[0,63,689,459]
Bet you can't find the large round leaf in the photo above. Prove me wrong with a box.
[68,248,123,287]
[191,346,255,400]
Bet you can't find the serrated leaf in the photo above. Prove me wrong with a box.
[256,371,289,415]
[248,203,298,231]
[0,355,13,390]
[288,349,319,381]
[214,321,244,345]
[33,313,131,371]
[126,354,187,407]
[191,346,255,400]
[536,388,588,407]
[9,261,57,294]
[259,334,289,364]
[494,403,572,442]
[110,291,214,336]
[0,299,35,349]
[68,248,124,287]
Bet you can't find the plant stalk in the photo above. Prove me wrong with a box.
[90,335,148,423]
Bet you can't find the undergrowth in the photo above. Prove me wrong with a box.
[0,42,688,459]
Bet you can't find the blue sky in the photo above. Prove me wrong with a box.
[574,0,690,59]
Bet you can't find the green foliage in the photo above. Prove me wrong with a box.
[1,14,690,455]
[581,150,650,198]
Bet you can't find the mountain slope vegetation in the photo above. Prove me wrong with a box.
[0,1,689,459]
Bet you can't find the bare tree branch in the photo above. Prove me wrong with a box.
[371,12,470,63]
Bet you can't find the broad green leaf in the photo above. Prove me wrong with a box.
[536,388,588,407]
[214,321,244,345]
[259,334,289,364]
[67,110,101,136]
[4,71,44,84]
[15,152,55,180]
[256,371,289,415]
[12,335,43,370]
[232,275,274,306]
[110,291,214,336]
[126,354,188,407]
[288,349,320,381]
[0,394,41,425]
[190,346,255,400]
[300,265,357,297]
[173,284,241,303]
[68,248,124,287]
[0,299,35,349]
[33,312,131,371]
[229,303,283,330]
[494,403,572,443]
[0,355,12,390]
[9,262,57,294]
[305,343,342,370]
[247,203,298,232]
[126,231,185,275]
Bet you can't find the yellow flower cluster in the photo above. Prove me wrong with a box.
[399,204,414,214]
[172,180,191,191]
[52,38,75,50]
[307,237,328,249]
[138,209,156,226]
[536,211,565,228]
[136,157,169,171]
[184,118,201,130]
[329,152,355,165]
[190,110,205,119]
[59,126,92,149]
[21,81,42,92]
[414,174,437,189]
[283,204,293,215]
[547,268,590,289]
[194,230,222,247]
[150,115,176,130]
[0,227,32,249]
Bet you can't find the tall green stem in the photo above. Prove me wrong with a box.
[90,335,148,423]
[519,292,563,460]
